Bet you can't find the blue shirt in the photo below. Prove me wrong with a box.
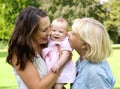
[71,59,116,89]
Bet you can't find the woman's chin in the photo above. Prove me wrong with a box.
[43,40,48,44]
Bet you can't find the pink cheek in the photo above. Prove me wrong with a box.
[69,37,73,42]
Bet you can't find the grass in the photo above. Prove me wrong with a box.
[0,45,120,89]
[0,49,17,89]
[108,49,120,89]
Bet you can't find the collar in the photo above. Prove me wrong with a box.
[76,59,89,72]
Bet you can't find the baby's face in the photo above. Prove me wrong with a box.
[50,22,67,42]
[50,25,67,41]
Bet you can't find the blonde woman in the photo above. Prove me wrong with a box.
[68,18,116,89]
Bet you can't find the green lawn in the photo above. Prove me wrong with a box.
[0,46,120,89]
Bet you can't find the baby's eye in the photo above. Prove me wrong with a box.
[52,29,56,32]
[59,31,64,33]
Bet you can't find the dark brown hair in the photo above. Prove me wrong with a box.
[6,6,48,70]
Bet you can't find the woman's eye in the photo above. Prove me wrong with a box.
[72,32,77,36]
[69,32,73,35]
[43,27,50,32]
[42,29,47,32]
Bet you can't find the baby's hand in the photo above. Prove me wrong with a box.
[51,63,60,73]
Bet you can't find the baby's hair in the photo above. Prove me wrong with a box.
[55,18,67,22]
[52,18,68,24]
[51,18,68,30]
[72,18,112,63]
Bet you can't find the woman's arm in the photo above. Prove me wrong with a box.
[12,53,61,89]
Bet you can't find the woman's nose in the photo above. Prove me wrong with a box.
[47,31,50,36]
[47,27,51,35]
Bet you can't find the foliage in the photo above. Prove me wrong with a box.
[36,0,109,29]
[0,0,39,41]
[0,0,120,43]
[104,0,120,43]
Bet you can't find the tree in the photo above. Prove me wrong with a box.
[104,0,120,43]
[0,0,39,41]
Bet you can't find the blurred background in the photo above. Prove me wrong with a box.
[0,0,120,45]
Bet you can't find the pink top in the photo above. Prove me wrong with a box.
[42,37,76,83]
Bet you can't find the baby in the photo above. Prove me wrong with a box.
[42,18,76,89]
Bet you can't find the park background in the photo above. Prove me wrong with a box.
[0,0,120,89]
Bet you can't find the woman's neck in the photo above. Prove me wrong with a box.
[76,48,86,61]
[36,45,42,57]
[33,42,42,57]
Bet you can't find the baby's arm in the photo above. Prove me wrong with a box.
[51,50,71,73]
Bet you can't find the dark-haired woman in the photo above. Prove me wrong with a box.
[6,6,70,89]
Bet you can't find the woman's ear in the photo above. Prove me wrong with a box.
[81,43,87,49]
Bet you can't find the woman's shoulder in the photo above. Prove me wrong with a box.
[87,61,106,72]
[87,61,116,88]
[87,60,114,78]
[33,53,48,77]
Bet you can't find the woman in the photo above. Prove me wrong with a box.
[6,6,70,89]
[68,18,116,89]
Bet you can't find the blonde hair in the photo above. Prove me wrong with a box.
[72,18,112,63]
[51,18,68,30]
